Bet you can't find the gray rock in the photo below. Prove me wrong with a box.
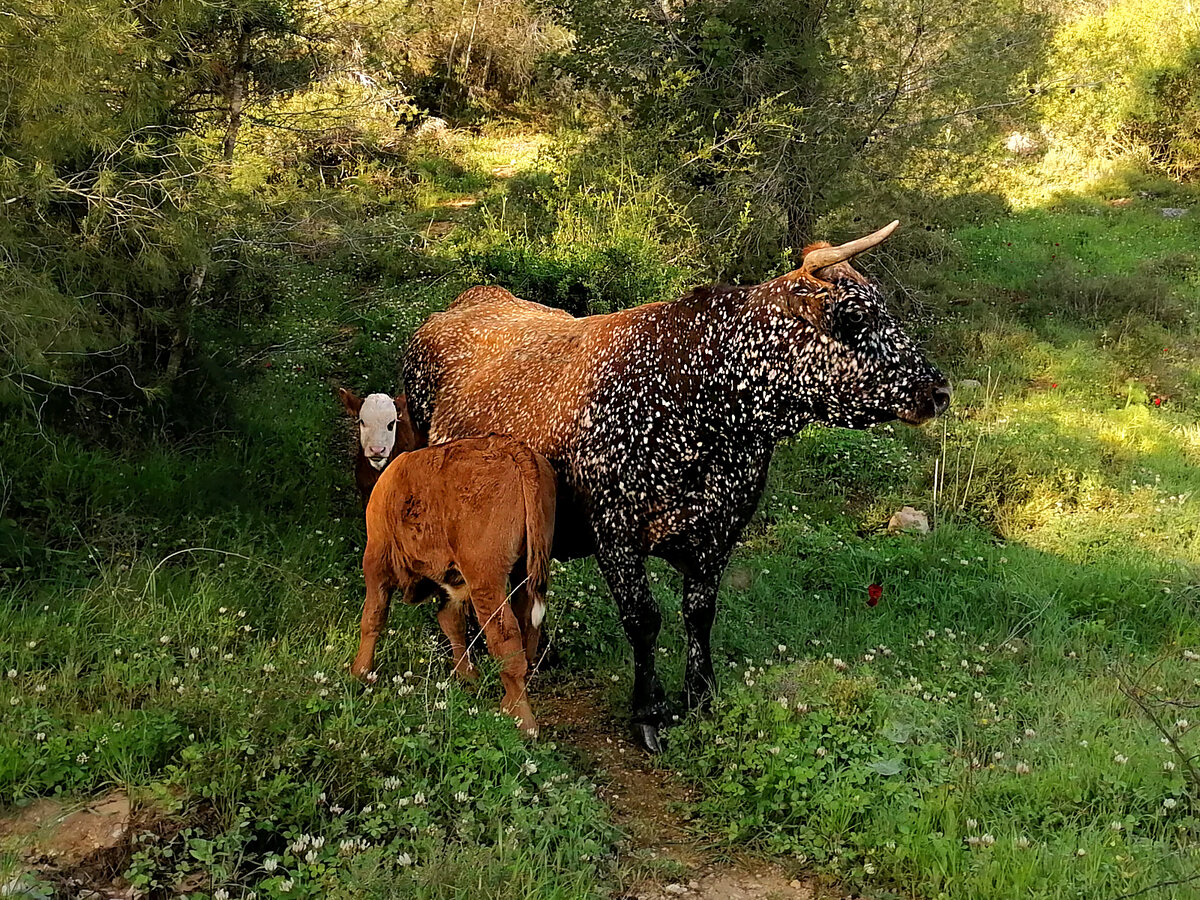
[1161,208,1188,218]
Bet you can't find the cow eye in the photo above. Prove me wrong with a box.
[387,421,395,431]
[846,308,865,325]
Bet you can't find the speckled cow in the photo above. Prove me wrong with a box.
[403,221,951,752]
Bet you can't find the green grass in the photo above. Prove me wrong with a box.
[2,135,1199,899]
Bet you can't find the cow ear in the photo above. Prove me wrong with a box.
[774,271,831,332]
[338,388,363,416]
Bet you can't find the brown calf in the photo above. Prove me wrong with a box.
[351,434,556,736]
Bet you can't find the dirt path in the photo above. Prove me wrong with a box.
[539,685,837,900]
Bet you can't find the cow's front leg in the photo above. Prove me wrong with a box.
[682,573,719,711]
[596,545,671,753]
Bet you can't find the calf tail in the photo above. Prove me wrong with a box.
[516,447,556,599]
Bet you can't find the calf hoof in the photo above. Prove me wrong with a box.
[633,722,666,755]
[454,664,481,682]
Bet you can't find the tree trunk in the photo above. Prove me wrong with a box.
[162,264,206,394]
[223,26,250,163]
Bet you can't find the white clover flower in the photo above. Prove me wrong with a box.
[1176,719,1189,730]
[35,732,46,742]
[1024,728,1037,738]
[468,706,478,715]
[777,696,789,708]
[311,836,325,850]
[993,751,1004,761]
[366,671,379,684]
[1164,761,1177,771]
[1015,762,1031,775]
[304,850,317,864]
[521,759,539,776]
[1163,798,1178,809]
[414,792,426,806]
[433,700,447,710]
[397,853,413,866]
[1075,848,1086,857]
[313,672,328,684]
[1110,821,1123,832]
[435,680,449,691]
[777,644,787,654]
[966,818,978,830]
[189,647,200,659]
[1114,754,1128,765]
[159,635,170,645]
[454,791,468,803]
[815,747,827,758]
[278,878,294,893]
[1015,836,1031,849]
[76,752,88,764]
[263,663,276,674]
[980,833,995,847]
[214,890,230,900]
[383,776,401,790]
[863,862,876,875]
[832,658,847,671]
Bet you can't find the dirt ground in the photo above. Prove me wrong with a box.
[539,684,844,900]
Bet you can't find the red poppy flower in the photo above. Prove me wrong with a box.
[867,584,883,607]
[1051,383,1057,388]
[1154,397,1162,406]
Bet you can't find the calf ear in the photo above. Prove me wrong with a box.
[393,394,417,453]
[338,387,363,416]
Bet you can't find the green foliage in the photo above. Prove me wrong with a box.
[552,0,1051,274]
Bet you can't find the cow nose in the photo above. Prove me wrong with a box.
[932,383,952,415]
[370,446,388,457]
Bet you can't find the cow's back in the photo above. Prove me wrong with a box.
[405,289,611,462]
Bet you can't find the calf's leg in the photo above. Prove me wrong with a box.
[437,582,479,681]
[469,578,536,737]
[508,560,544,669]
[352,546,395,679]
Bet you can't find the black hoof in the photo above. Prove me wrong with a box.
[634,723,666,754]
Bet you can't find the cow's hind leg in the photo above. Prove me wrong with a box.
[595,544,671,753]
[467,571,536,737]
[681,574,719,711]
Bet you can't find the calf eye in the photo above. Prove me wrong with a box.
[846,309,865,325]
[387,421,395,431]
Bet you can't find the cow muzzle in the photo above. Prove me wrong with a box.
[897,380,952,425]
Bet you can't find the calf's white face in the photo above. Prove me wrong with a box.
[357,393,401,469]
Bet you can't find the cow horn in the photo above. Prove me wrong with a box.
[801,220,900,273]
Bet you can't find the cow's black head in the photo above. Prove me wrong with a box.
[752,221,951,430]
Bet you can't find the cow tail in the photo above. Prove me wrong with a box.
[517,447,555,600]
[401,333,436,444]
